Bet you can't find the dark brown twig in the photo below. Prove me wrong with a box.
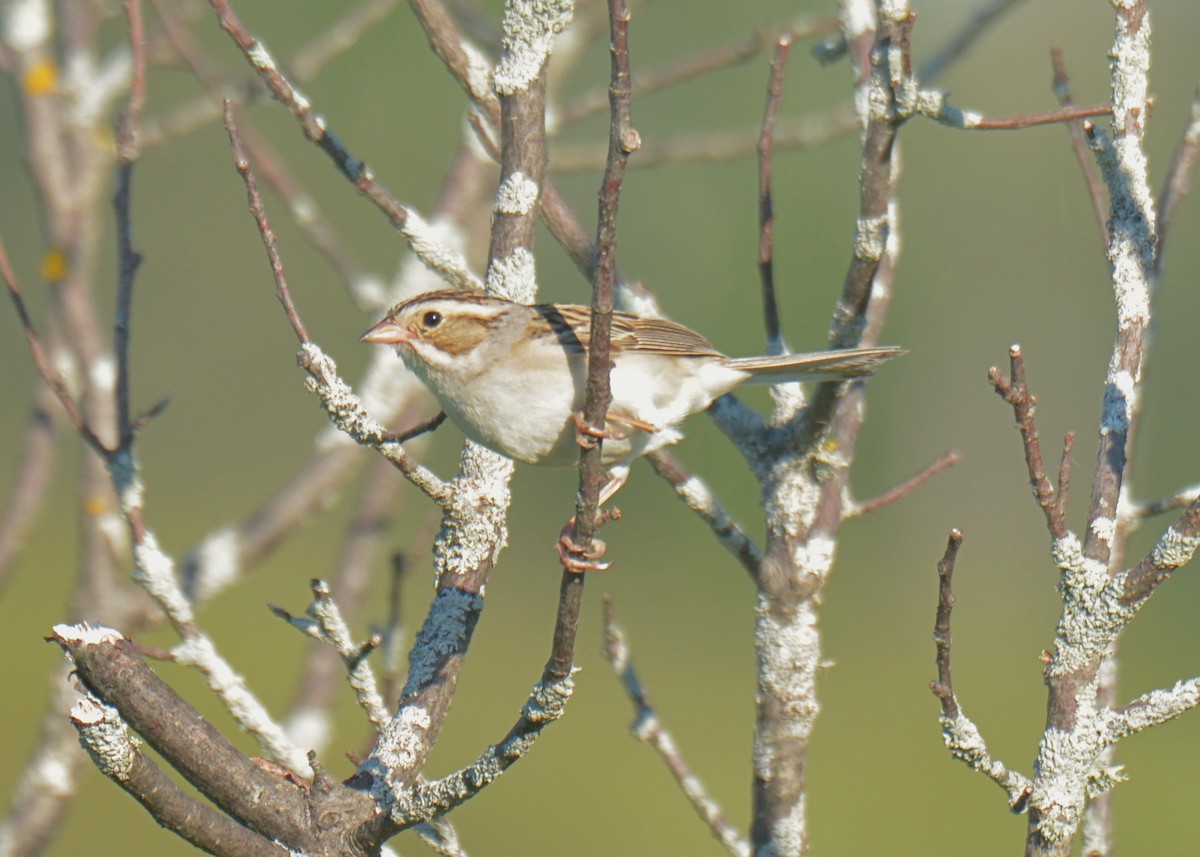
[209,0,416,236]
[0,238,110,458]
[382,411,448,444]
[930,529,964,718]
[988,346,1067,540]
[55,628,323,848]
[558,22,837,126]
[565,0,637,579]
[1050,48,1108,249]
[151,0,371,305]
[756,34,792,352]
[69,696,284,857]
[113,0,147,451]
[1055,431,1074,523]
[223,101,310,344]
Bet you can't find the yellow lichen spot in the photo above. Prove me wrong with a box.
[23,57,58,96]
[40,248,68,282]
[84,495,108,517]
[88,123,116,154]
[822,438,840,453]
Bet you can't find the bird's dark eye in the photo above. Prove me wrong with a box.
[422,311,443,329]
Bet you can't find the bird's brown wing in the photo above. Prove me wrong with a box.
[536,303,723,358]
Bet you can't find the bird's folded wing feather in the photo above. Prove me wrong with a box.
[535,303,723,358]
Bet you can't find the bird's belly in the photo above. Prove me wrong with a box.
[441,364,578,465]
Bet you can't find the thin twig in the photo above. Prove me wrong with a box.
[1156,83,1200,275]
[644,450,761,579]
[918,0,1029,82]
[558,23,831,125]
[113,0,148,451]
[756,34,792,353]
[603,597,751,857]
[383,411,448,443]
[930,529,963,718]
[565,0,637,577]
[0,237,110,458]
[987,346,1067,540]
[151,0,372,306]
[920,97,1114,131]
[1134,482,1200,521]
[223,101,310,344]
[0,385,59,590]
[1050,47,1108,247]
[853,451,962,516]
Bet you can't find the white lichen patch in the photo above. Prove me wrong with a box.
[89,355,116,394]
[247,41,279,74]
[64,49,132,131]
[373,705,433,775]
[854,214,887,262]
[70,696,138,780]
[187,526,242,605]
[753,596,819,763]
[1151,525,1200,572]
[790,535,836,579]
[4,0,49,50]
[1113,274,1150,330]
[52,623,123,646]
[452,39,493,103]
[495,171,540,215]
[1089,516,1116,546]
[523,672,575,722]
[132,533,194,625]
[403,588,486,692]
[839,0,874,41]
[400,209,482,295]
[485,246,537,304]
[493,0,575,95]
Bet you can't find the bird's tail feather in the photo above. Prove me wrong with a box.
[727,346,904,383]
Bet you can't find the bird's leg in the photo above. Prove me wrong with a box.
[572,410,660,448]
[557,506,623,573]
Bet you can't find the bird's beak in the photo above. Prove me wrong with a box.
[360,317,409,344]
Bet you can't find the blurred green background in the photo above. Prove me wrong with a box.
[3,0,1200,854]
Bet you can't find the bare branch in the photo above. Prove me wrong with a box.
[851,451,961,517]
[930,529,962,718]
[223,102,310,344]
[564,0,636,572]
[917,0,1029,82]
[1156,82,1200,272]
[69,693,287,857]
[644,450,761,579]
[1050,47,1108,248]
[1120,495,1200,606]
[0,237,111,458]
[929,532,1034,808]
[756,34,792,354]
[53,626,320,845]
[603,598,750,857]
[988,346,1068,539]
[209,0,483,293]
